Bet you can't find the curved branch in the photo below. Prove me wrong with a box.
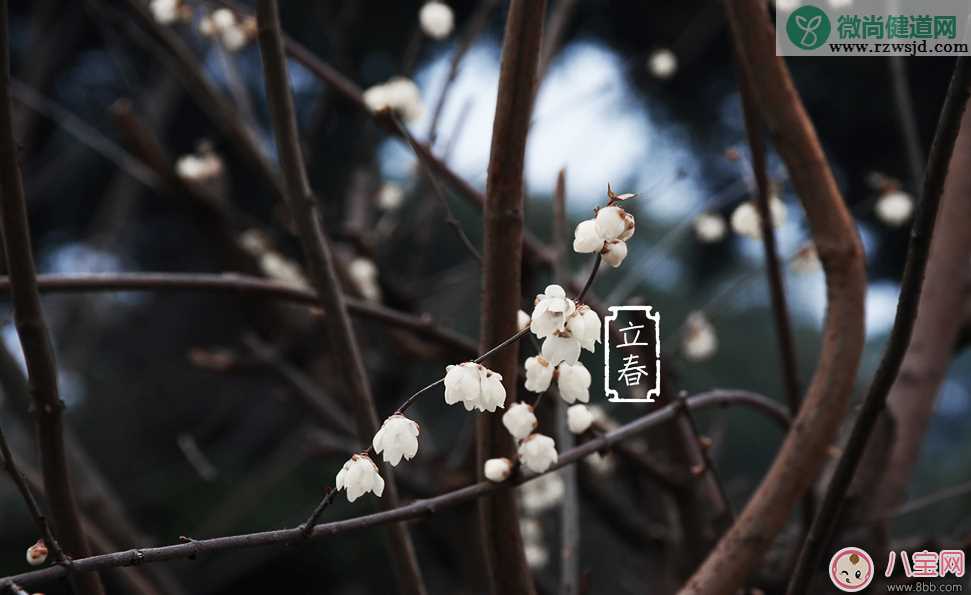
[681,3,867,594]
[0,390,787,591]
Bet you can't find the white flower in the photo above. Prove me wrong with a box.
[518,433,558,473]
[566,305,601,352]
[567,404,594,434]
[694,213,726,243]
[519,471,564,513]
[378,182,404,210]
[517,309,531,330]
[372,414,420,466]
[524,355,554,393]
[444,363,506,412]
[419,1,454,39]
[335,454,385,502]
[524,542,549,569]
[221,25,248,51]
[260,252,308,288]
[572,219,605,253]
[875,190,914,226]
[647,48,678,80]
[150,0,180,24]
[175,150,223,182]
[502,403,538,440]
[530,284,575,339]
[541,333,581,366]
[601,239,628,268]
[595,206,635,241]
[730,197,787,239]
[26,540,47,566]
[363,78,424,123]
[211,7,235,29]
[683,311,717,361]
[349,257,381,302]
[584,451,615,475]
[791,242,821,273]
[557,362,591,404]
[484,457,513,482]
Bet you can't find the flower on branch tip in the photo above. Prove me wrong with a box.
[26,540,47,566]
[541,332,581,366]
[502,402,538,440]
[875,190,914,226]
[363,77,424,123]
[572,219,604,253]
[682,311,717,362]
[557,361,591,404]
[567,404,594,434]
[566,305,601,352]
[335,453,384,503]
[530,284,576,339]
[601,239,628,268]
[484,457,513,482]
[595,206,635,242]
[518,433,558,474]
[524,355,554,393]
[517,309,531,331]
[694,212,726,243]
[419,1,454,39]
[372,414,420,466]
[443,362,506,412]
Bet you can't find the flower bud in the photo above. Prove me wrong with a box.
[483,457,513,482]
[26,539,47,566]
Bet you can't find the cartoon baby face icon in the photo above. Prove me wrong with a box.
[829,547,875,592]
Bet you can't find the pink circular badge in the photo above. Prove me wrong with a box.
[829,547,875,592]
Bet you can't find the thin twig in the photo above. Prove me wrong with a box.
[786,57,971,595]
[0,390,788,591]
[255,3,427,593]
[576,254,602,303]
[0,3,103,593]
[675,393,734,524]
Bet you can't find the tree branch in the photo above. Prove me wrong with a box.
[786,57,971,595]
[254,2,427,593]
[680,2,867,594]
[0,2,104,593]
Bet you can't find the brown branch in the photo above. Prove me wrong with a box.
[680,2,868,594]
[786,57,971,595]
[0,390,786,591]
[254,2,427,593]
[476,1,547,593]
[0,2,104,593]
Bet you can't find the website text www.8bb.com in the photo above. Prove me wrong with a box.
[886,582,965,592]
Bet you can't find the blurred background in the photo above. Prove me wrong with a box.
[0,0,968,593]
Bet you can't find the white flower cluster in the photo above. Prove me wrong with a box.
[444,362,507,412]
[199,8,256,52]
[573,205,635,267]
[363,77,424,123]
[419,1,454,39]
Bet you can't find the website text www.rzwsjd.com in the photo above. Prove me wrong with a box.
[828,40,970,54]
[886,582,965,592]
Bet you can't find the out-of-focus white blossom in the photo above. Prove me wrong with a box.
[519,518,548,568]
[484,457,513,482]
[530,284,576,339]
[25,540,47,566]
[524,542,549,569]
[175,149,223,183]
[584,451,615,475]
[601,239,628,268]
[573,219,605,253]
[378,182,404,210]
[875,190,914,226]
[363,77,424,123]
[567,404,594,434]
[518,433,558,473]
[682,311,717,362]
[150,0,180,24]
[519,471,564,513]
[730,196,787,239]
[557,362,591,404]
[647,48,678,80]
[587,404,617,431]
[200,8,254,51]
[774,0,802,11]
[524,355,554,393]
[566,305,601,352]
[443,362,506,412]
[517,309,531,330]
[502,402,538,440]
[595,206,636,241]
[372,414,419,466]
[541,332,581,366]
[335,454,384,502]
[260,252,308,288]
[348,257,381,302]
[791,242,821,273]
[694,212,727,243]
[419,1,454,39]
